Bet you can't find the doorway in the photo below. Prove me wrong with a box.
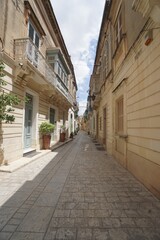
[50,108,56,142]
[103,107,107,146]
[96,113,99,139]
[24,93,33,149]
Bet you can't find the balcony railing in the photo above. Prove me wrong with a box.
[14,38,57,88]
[14,38,76,106]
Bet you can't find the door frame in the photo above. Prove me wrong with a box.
[96,112,99,139]
[24,93,33,149]
[49,104,58,143]
[23,89,38,153]
[103,106,107,146]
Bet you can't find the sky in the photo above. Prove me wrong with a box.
[51,0,106,115]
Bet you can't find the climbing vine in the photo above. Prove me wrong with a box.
[0,62,20,123]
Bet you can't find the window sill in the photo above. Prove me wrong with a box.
[119,134,128,139]
[115,133,128,139]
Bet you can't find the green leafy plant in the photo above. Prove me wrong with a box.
[60,125,66,132]
[39,122,55,135]
[0,62,20,123]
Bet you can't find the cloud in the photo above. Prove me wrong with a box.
[51,0,105,115]
[78,100,88,116]
[74,60,90,86]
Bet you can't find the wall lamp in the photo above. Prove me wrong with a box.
[88,94,96,101]
[19,62,23,68]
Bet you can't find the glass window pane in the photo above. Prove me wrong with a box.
[35,33,39,48]
[29,23,34,41]
[117,97,123,132]
[50,108,55,124]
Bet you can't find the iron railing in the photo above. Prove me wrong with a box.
[14,38,70,99]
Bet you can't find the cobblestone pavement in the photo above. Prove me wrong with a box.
[0,131,160,240]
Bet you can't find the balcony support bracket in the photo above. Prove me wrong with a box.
[14,63,35,86]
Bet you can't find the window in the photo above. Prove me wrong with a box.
[58,63,60,75]
[61,69,63,79]
[50,108,55,124]
[35,33,39,48]
[93,117,95,130]
[106,41,109,73]
[115,8,123,49]
[100,117,102,131]
[116,97,123,132]
[46,49,69,89]
[29,23,34,41]
[50,63,55,71]
[64,74,67,86]
[57,61,68,86]
[28,22,40,65]
[46,55,55,71]
[47,56,55,61]
[29,22,39,48]
[105,38,111,75]
[101,55,106,82]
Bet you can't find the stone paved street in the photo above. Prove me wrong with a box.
[0,131,160,240]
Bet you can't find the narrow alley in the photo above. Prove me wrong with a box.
[0,132,160,240]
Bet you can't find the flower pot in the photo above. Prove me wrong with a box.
[42,134,51,149]
[60,132,65,142]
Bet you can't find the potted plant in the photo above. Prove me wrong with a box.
[39,122,55,149]
[60,125,66,142]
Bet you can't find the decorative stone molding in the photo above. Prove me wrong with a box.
[150,4,160,23]
[119,134,128,139]
[132,0,160,23]
[132,0,150,17]
[14,64,34,86]
[92,95,101,110]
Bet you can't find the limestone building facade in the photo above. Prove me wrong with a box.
[0,0,78,164]
[88,0,160,199]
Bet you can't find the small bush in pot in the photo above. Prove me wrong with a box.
[60,125,66,142]
[39,122,55,149]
